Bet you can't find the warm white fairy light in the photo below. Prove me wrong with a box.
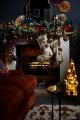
[65,59,78,96]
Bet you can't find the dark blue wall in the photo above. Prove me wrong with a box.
[51,0,80,26]
[0,0,80,26]
[0,0,50,22]
[0,0,26,22]
[67,0,80,26]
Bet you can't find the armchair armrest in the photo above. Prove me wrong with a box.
[0,75,37,96]
[9,69,24,76]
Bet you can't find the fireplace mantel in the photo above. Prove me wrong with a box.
[6,37,69,83]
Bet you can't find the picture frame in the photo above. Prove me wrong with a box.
[33,9,40,18]
[44,9,50,22]
[27,4,30,11]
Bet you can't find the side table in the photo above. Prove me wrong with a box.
[47,85,62,120]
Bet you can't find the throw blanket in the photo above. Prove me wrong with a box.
[24,104,80,120]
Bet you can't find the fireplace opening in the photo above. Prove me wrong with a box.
[16,44,60,87]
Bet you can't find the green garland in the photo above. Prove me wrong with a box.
[0,18,77,45]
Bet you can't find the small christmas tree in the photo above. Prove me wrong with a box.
[65,59,78,96]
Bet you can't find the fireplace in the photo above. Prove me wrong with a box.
[16,44,60,86]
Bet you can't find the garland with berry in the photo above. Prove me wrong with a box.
[0,16,77,62]
[0,16,77,45]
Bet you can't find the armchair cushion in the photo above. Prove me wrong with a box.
[0,73,37,120]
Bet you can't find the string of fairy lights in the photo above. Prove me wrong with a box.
[0,15,77,62]
[0,15,77,43]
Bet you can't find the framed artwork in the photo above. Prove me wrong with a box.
[33,9,40,18]
[27,4,30,11]
[44,9,50,22]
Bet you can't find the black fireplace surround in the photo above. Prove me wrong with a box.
[16,44,60,86]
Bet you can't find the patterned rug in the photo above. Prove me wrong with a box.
[24,104,80,120]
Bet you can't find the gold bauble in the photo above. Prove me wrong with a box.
[59,1,70,12]
[59,13,67,21]
[14,15,25,26]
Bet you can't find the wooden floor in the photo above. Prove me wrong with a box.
[35,81,80,106]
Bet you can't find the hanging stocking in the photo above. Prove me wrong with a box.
[50,39,63,67]
[37,34,53,61]
[37,44,53,61]
[37,34,48,49]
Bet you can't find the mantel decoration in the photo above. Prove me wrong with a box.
[48,0,63,6]
[59,1,70,12]
[0,14,77,67]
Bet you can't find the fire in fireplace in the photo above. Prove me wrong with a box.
[16,44,60,86]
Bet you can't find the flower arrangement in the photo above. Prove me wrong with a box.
[0,14,77,45]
